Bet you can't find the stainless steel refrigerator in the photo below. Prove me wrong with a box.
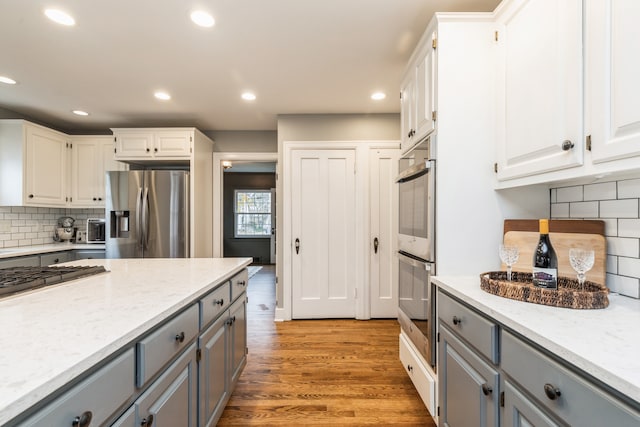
[105,170,189,258]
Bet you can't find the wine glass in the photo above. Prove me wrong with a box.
[569,248,595,291]
[499,244,519,281]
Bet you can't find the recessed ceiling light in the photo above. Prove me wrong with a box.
[72,110,89,116]
[371,92,386,100]
[191,11,215,28]
[44,9,75,26]
[0,76,17,85]
[154,91,171,101]
[241,92,256,101]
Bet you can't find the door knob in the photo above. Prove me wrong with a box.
[374,237,379,254]
[295,238,300,254]
[561,140,574,151]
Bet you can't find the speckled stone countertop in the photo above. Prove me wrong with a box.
[0,243,105,259]
[432,275,640,406]
[0,257,251,425]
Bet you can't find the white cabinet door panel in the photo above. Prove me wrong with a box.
[25,124,67,206]
[588,0,640,163]
[291,149,356,318]
[496,0,583,180]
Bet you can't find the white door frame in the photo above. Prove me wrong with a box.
[212,152,278,258]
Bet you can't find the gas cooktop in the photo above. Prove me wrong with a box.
[0,266,108,299]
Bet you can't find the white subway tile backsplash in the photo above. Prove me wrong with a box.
[606,274,640,298]
[618,257,640,279]
[584,182,617,201]
[618,219,640,238]
[618,178,640,199]
[600,199,638,218]
[550,188,557,203]
[600,218,618,237]
[0,206,105,249]
[569,201,598,218]
[607,237,640,257]
[551,203,569,218]
[607,255,618,274]
[556,186,583,202]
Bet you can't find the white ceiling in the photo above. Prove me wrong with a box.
[0,0,500,133]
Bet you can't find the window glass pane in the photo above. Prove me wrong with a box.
[235,190,272,237]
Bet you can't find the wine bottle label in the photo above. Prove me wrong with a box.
[532,267,558,290]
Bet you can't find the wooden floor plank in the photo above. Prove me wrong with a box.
[217,266,435,426]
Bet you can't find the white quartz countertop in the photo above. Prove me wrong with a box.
[432,275,640,406]
[0,257,251,425]
[0,243,105,259]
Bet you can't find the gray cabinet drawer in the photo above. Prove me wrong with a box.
[40,251,72,266]
[200,282,230,328]
[230,269,248,302]
[20,349,135,427]
[0,255,40,268]
[502,330,640,426]
[438,291,499,364]
[136,304,199,388]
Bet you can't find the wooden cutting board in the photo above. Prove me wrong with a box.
[502,219,607,286]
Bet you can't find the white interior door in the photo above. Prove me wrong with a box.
[291,149,356,318]
[369,148,399,318]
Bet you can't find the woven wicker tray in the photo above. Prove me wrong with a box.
[480,271,609,309]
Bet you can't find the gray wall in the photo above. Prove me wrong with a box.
[223,172,276,264]
[274,113,401,311]
[205,130,277,152]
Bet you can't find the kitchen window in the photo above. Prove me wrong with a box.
[234,190,272,238]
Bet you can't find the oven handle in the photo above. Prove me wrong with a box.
[395,160,432,183]
[397,251,432,271]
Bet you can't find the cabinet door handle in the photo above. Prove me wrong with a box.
[154,148,158,153]
[482,384,493,396]
[543,383,561,400]
[295,238,300,254]
[72,411,93,427]
[214,298,224,306]
[452,316,462,326]
[141,415,154,427]
[561,140,574,151]
[54,258,59,263]
[98,197,102,201]
[237,280,246,286]
[93,197,97,201]
[373,237,379,254]
[175,332,185,343]
[28,194,34,199]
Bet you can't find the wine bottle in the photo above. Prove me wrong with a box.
[532,219,558,289]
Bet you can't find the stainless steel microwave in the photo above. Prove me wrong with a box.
[86,218,106,243]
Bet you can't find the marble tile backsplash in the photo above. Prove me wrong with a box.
[0,206,104,248]
[551,178,640,298]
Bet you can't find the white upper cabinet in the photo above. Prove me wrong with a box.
[586,0,640,163]
[495,0,584,181]
[70,136,127,207]
[113,129,192,160]
[0,120,68,207]
[400,30,436,154]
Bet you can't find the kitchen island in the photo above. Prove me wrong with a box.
[433,275,640,425]
[0,257,251,426]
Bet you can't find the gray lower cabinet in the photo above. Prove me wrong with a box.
[74,249,105,260]
[40,251,72,266]
[199,294,248,427]
[437,289,640,427]
[199,311,230,427]
[19,349,135,427]
[0,255,39,268]
[503,380,560,427]
[439,324,499,427]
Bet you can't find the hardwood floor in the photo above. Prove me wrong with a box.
[217,265,435,426]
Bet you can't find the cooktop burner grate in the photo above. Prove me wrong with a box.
[0,265,108,298]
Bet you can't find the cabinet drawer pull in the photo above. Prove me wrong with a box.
[543,383,561,400]
[407,364,413,372]
[237,280,246,286]
[482,384,493,396]
[452,316,462,326]
[561,140,574,151]
[141,414,154,427]
[72,410,92,427]
[175,331,185,343]
[54,258,59,263]
[146,148,150,152]
[214,298,224,306]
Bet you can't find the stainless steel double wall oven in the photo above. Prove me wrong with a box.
[396,137,436,368]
